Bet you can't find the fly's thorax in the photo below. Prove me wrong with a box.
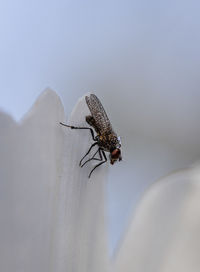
[96,133,121,152]
[95,134,110,151]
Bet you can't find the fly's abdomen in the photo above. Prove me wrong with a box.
[86,115,100,134]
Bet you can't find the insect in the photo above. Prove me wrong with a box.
[60,94,122,178]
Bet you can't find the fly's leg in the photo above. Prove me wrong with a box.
[60,122,96,141]
[81,147,102,168]
[60,122,107,178]
[88,150,107,178]
[79,142,98,167]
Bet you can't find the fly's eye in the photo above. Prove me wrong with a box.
[111,148,121,159]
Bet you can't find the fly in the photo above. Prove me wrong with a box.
[60,94,122,178]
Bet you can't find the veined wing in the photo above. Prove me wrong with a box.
[85,94,114,134]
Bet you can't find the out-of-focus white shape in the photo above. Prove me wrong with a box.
[113,164,200,272]
[0,89,109,272]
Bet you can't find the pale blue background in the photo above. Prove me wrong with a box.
[1,0,200,254]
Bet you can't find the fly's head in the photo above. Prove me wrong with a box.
[109,136,122,165]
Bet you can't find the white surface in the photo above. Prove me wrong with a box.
[0,89,109,272]
[58,92,109,272]
[113,164,200,272]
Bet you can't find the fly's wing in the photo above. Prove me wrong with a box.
[85,94,114,135]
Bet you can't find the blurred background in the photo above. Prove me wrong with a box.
[0,0,200,255]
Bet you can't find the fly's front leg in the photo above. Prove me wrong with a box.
[88,150,107,178]
[79,142,98,167]
[81,147,102,168]
[60,122,96,141]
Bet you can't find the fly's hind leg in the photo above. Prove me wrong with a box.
[60,122,96,141]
